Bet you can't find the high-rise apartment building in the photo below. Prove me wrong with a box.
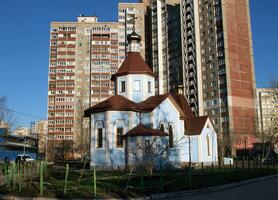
[151,0,257,154]
[256,88,278,134]
[151,0,182,94]
[118,3,146,62]
[31,120,48,155]
[139,0,153,67]
[47,16,119,159]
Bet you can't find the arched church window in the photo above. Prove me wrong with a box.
[95,120,104,148]
[121,81,126,92]
[169,125,174,148]
[114,119,125,148]
[116,128,124,148]
[207,135,211,156]
[160,123,165,133]
[97,128,103,148]
[148,81,151,93]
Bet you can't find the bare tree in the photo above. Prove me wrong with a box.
[0,96,16,130]
[127,136,186,176]
[75,99,90,160]
[217,130,234,158]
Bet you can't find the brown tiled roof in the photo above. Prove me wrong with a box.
[184,116,208,135]
[84,94,211,136]
[137,93,169,111]
[84,93,196,120]
[84,95,139,117]
[124,124,168,137]
[170,93,195,118]
[111,52,156,80]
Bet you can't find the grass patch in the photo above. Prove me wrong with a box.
[0,162,277,198]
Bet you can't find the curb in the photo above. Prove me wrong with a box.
[150,173,278,199]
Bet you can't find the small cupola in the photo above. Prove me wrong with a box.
[111,28,156,103]
[127,30,141,53]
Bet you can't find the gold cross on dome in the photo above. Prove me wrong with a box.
[129,15,138,32]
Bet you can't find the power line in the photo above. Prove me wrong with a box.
[0,106,44,119]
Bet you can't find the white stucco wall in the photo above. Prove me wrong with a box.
[90,111,136,168]
[152,98,189,166]
[117,74,155,102]
[197,119,218,164]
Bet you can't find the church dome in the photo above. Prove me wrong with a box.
[127,31,141,43]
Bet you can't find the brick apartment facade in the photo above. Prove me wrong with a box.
[47,16,119,160]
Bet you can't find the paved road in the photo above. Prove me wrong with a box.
[163,177,278,200]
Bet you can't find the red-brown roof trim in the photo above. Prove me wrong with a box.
[124,124,168,137]
[111,52,156,81]
[184,116,209,135]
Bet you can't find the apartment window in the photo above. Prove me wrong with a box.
[121,81,126,92]
[116,128,124,148]
[211,81,217,87]
[210,72,216,78]
[208,37,213,43]
[207,11,212,17]
[207,20,212,26]
[208,28,213,34]
[97,128,103,148]
[205,101,210,107]
[208,46,213,52]
[148,81,152,93]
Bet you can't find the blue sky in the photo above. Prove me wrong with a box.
[0,0,277,127]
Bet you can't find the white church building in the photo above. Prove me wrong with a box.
[84,30,218,169]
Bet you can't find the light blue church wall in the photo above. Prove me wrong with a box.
[190,136,199,162]
[90,112,106,166]
[117,76,127,96]
[91,111,131,168]
[152,98,188,165]
[90,101,218,169]
[199,120,218,163]
[141,113,150,128]
[117,74,155,103]
[131,75,144,102]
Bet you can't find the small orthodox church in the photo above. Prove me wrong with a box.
[84,30,218,169]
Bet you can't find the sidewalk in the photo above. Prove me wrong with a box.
[150,173,278,199]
